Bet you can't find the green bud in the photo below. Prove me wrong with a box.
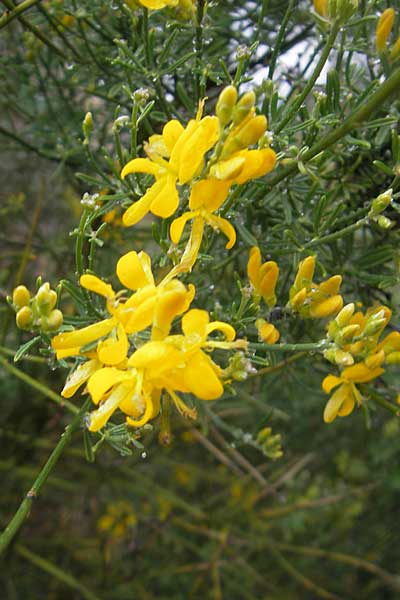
[44,309,63,332]
[232,91,256,124]
[377,215,393,230]
[36,283,57,313]
[82,111,93,142]
[335,324,360,345]
[216,85,238,125]
[328,0,358,22]
[16,306,33,330]
[369,188,392,216]
[12,285,31,309]
[364,317,387,336]
[335,303,355,327]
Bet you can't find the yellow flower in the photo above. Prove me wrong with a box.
[85,309,247,431]
[97,501,136,541]
[376,8,395,52]
[52,250,195,365]
[322,362,384,423]
[121,112,219,226]
[256,319,280,344]
[288,256,343,318]
[169,178,234,272]
[247,246,279,308]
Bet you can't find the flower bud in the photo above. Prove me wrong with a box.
[232,91,256,124]
[335,324,360,345]
[334,348,354,366]
[256,319,280,344]
[36,283,57,313]
[390,36,400,60]
[364,317,387,336]
[328,0,358,23]
[82,111,93,141]
[335,302,355,327]
[314,0,329,18]
[376,9,395,53]
[16,306,33,330]
[377,215,393,230]
[236,115,267,147]
[12,285,31,308]
[45,309,63,332]
[216,85,238,125]
[369,188,392,215]
[309,294,343,318]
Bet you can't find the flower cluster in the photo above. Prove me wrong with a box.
[322,303,400,422]
[287,256,343,319]
[9,282,63,333]
[122,88,276,273]
[48,86,278,433]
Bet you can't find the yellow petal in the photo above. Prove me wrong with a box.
[234,148,277,185]
[210,156,246,181]
[342,363,384,384]
[247,247,261,287]
[182,308,209,340]
[323,384,352,424]
[51,318,116,350]
[122,186,156,227]
[376,8,395,52]
[150,174,179,218]
[256,320,279,344]
[124,295,157,334]
[183,351,224,400]
[89,383,131,432]
[170,212,195,245]
[176,117,220,184]
[128,341,179,370]
[126,394,155,427]
[189,179,231,212]
[322,374,343,394]
[88,367,132,404]
[309,295,343,318]
[290,287,307,311]
[121,157,161,179]
[55,346,82,360]
[318,275,342,295]
[207,215,236,249]
[97,324,128,365]
[61,359,101,398]
[152,282,195,340]
[206,320,236,342]
[116,250,154,290]
[167,388,197,419]
[259,262,279,305]
[80,274,115,299]
[162,119,184,153]
[294,256,315,290]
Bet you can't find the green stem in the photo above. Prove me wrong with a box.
[15,544,102,600]
[0,0,40,29]
[249,340,327,352]
[194,0,205,100]
[265,66,400,189]
[268,0,296,81]
[0,354,78,414]
[304,216,368,249]
[0,397,90,556]
[275,21,340,133]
